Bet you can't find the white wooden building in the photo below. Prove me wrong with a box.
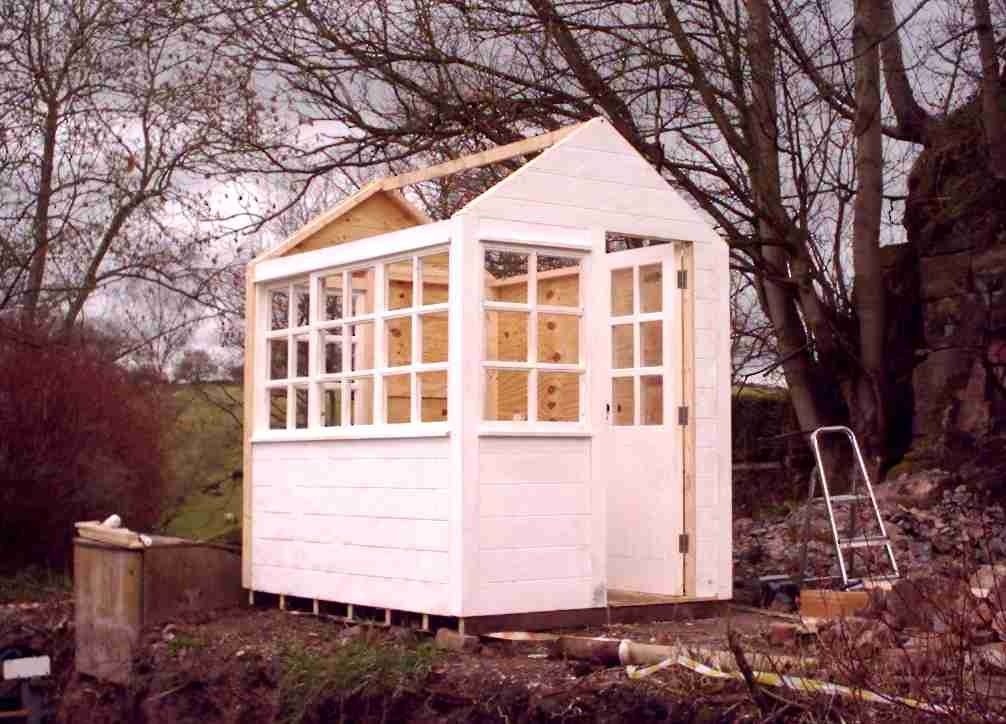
[242,118,732,629]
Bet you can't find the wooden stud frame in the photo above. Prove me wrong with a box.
[678,242,696,597]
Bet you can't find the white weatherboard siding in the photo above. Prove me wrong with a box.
[472,437,600,615]
[251,438,453,614]
[693,241,732,598]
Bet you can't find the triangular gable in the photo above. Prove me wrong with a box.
[256,184,432,262]
[460,118,718,241]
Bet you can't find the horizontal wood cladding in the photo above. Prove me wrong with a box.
[250,437,452,613]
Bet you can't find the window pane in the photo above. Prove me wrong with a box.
[349,322,374,371]
[485,310,528,362]
[611,324,633,369]
[538,313,579,364]
[295,334,310,377]
[537,256,580,307]
[270,289,289,330]
[294,387,309,429]
[351,268,375,315]
[640,264,662,313]
[322,383,342,427]
[321,273,344,321]
[640,321,662,367]
[605,232,671,253]
[323,332,343,374]
[269,388,287,429]
[385,316,412,367]
[294,282,310,327]
[612,377,634,426]
[269,338,288,380]
[484,250,528,303]
[538,372,580,422]
[420,371,447,422]
[484,369,528,421]
[641,376,663,425]
[421,252,449,305]
[385,373,411,424]
[611,268,633,316]
[349,377,374,425]
[386,259,413,310]
[421,312,448,364]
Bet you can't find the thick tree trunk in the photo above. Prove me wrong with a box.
[974,0,1006,179]
[851,0,887,467]
[24,99,58,315]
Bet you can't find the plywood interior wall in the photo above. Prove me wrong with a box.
[284,193,422,256]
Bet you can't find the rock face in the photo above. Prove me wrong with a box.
[903,102,1006,461]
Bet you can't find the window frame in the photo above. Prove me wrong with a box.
[256,245,450,439]
[480,241,588,433]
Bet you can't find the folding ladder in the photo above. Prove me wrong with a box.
[797,426,899,589]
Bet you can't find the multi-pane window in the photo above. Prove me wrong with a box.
[610,261,664,426]
[482,245,584,423]
[263,248,449,431]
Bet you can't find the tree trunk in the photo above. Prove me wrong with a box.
[24,98,58,316]
[851,0,887,467]
[974,0,1006,179]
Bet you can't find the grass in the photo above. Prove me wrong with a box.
[160,382,244,543]
[278,636,439,724]
[167,633,208,656]
[0,566,72,604]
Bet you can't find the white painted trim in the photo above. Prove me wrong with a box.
[476,218,592,251]
[478,426,592,438]
[254,221,452,283]
[251,423,450,443]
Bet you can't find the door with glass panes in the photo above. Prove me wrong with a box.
[601,241,684,595]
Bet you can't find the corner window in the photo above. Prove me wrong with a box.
[482,245,584,423]
[261,247,449,431]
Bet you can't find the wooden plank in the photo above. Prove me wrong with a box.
[679,242,696,598]
[74,523,143,549]
[799,589,870,619]
[383,123,585,190]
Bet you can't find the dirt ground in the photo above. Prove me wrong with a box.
[0,596,940,723]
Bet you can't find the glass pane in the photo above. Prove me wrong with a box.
[349,377,374,425]
[641,376,663,425]
[385,316,412,367]
[269,387,287,429]
[420,371,448,422]
[538,313,579,364]
[611,268,633,316]
[386,259,413,310]
[612,377,634,426]
[640,321,662,367]
[538,372,580,422]
[321,273,344,321]
[269,338,288,380]
[640,264,662,313]
[270,289,289,330]
[323,332,343,374]
[322,383,342,427]
[385,373,411,424]
[421,252,449,305]
[484,250,528,303]
[421,312,448,364]
[349,322,374,371]
[295,334,310,377]
[606,232,671,253]
[537,255,580,307]
[351,268,375,315]
[294,282,310,327]
[485,310,528,362]
[611,324,633,369]
[294,387,309,428]
[484,369,528,421]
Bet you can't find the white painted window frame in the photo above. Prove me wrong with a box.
[253,242,451,442]
[479,241,590,436]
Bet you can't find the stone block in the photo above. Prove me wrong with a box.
[920,252,972,300]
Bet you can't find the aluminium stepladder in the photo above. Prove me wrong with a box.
[796,426,899,590]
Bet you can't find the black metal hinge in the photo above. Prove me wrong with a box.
[677,406,689,425]
[677,269,688,289]
[679,533,690,553]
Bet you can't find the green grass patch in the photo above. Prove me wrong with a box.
[0,566,71,604]
[278,635,438,724]
[167,633,208,656]
[160,383,243,543]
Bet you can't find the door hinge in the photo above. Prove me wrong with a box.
[677,269,688,289]
[677,406,689,425]
[679,533,690,554]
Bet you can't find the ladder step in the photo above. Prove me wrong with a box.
[839,536,889,549]
[813,494,869,504]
